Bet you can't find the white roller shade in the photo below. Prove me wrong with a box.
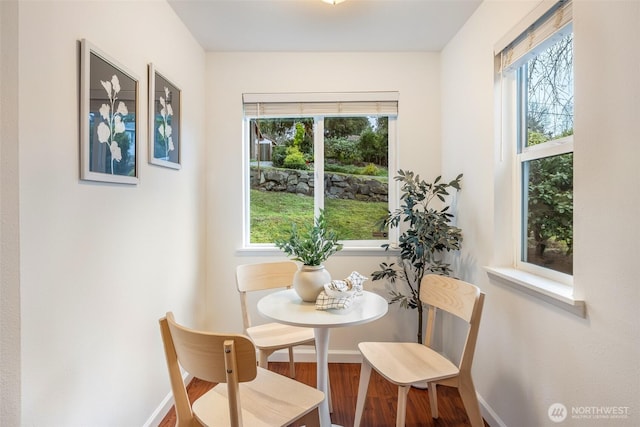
[243,92,399,118]
[497,0,572,73]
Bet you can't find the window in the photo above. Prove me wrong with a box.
[242,93,398,248]
[499,0,573,282]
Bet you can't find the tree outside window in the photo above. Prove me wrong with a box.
[519,33,574,275]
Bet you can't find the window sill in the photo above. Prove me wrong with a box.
[484,266,586,318]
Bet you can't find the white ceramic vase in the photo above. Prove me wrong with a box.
[293,265,331,302]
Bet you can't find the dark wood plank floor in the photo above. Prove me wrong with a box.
[159,362,487,426]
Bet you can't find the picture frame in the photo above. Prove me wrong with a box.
[148,64,181,169]
[80,39,139,184]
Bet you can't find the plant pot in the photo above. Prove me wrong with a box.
[293,264,331,302]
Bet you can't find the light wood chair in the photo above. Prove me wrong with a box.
[159,312,324,427]
[236,261,316,378]
[353,274,486,427]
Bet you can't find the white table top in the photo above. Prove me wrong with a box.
[257,289,388,328]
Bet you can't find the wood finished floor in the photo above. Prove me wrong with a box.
[158,362,487,427]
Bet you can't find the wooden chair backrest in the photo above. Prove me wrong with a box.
[236,261,298,292]
[236,261,298,330]
[160,312,258,427]
[420,274,485,375]
[159,315,195,427]
[162,312,257,383]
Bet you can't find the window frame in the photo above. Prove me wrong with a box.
[489,0,583,316]
[241,94,399,251]
[513,33,574,286]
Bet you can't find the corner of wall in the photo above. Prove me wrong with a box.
[0,1,22,426]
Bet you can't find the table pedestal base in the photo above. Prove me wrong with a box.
[314,327,340,427]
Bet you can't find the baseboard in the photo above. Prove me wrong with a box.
[478,393,507,427]
[143,373,193,427]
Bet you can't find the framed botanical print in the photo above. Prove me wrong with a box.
[148,64,181,169]
[79,39,139,184]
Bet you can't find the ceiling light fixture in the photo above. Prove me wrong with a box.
[322,0,346,5]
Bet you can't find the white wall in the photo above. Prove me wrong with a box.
[1,1,21,425]
[204,52,444,350]
[442,1,640,426]
[13,1,206,425]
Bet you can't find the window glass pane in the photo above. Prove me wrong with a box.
[522,153,573,275]
[248,118,314,243]
[517,31,574,277]
[323,116,389,240]
[525,33,574,146]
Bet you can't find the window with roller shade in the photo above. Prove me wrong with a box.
[497,0,574,280]
[242,92,398,248]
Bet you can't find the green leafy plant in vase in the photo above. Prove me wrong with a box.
[275,209,343,302]
[372,169,463,343]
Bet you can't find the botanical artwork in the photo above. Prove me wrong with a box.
[80,40,138,184]
[157,87,174,158]
[149,65,181,169]
[96,74,130,175]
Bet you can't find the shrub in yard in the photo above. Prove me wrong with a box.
[325,137,361,164]
[272,144,287,167]
[360,163,379,176]
[283,146,308,170]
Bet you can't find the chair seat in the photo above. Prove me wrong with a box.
[246,322,315,350]
[358,342,459,386]
[193,367,324,427]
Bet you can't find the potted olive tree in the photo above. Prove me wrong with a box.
[275,209,343,302]
[372,169,463,343]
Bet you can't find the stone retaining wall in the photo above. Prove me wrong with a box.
[250,166,388,202]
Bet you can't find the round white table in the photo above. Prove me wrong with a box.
[257,289,388,427]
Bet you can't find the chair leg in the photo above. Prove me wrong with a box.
[327,369,333,413]
[458,377,484,427]
[288,346,296,378]
[258,349,273,369]
[428,382,438,419]
[353,360,372,427]
[396,385,410,427]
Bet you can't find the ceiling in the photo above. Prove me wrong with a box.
[167,0,482,52]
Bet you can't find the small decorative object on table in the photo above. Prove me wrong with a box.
[316,271,368,310]
[275,209,343,302]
